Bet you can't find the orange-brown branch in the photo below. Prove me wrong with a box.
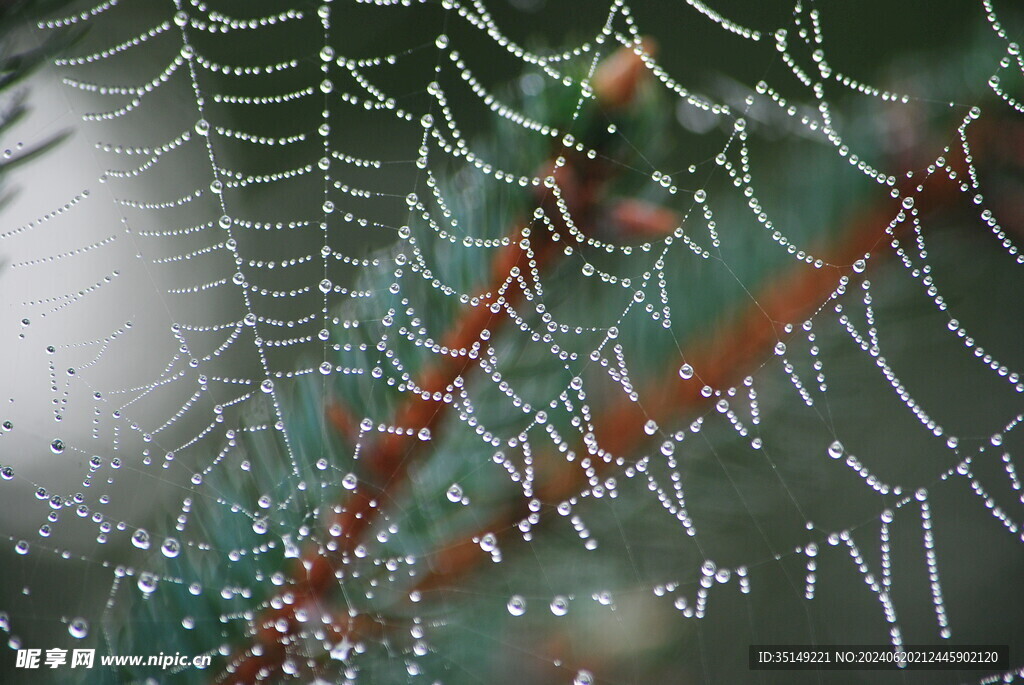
[413,149,965,598]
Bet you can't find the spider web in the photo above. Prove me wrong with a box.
[1,0,1023,683]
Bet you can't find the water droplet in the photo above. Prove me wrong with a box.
[549,595,569,616]
[678,363,694,379]
[694,189,707,203]
[828,440,843,459]
[68,618,88,639]
[50,439,65,455]
[131,528,151,550]
[446,484,463,502]
[342,473,357,490]
[507,594,527,616]
[137,572,158,595]
[574,670,594,685]
[160,538,180,558]
[435,33,449,49]
[774,341,787,355]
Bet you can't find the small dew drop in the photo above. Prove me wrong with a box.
[68,618,88,639]
[137,572,158,595]
[161,538,181,558]
[574,670,594,685]
[507,594,527,616]
[131,528,151,550]
[446,484,463,503]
